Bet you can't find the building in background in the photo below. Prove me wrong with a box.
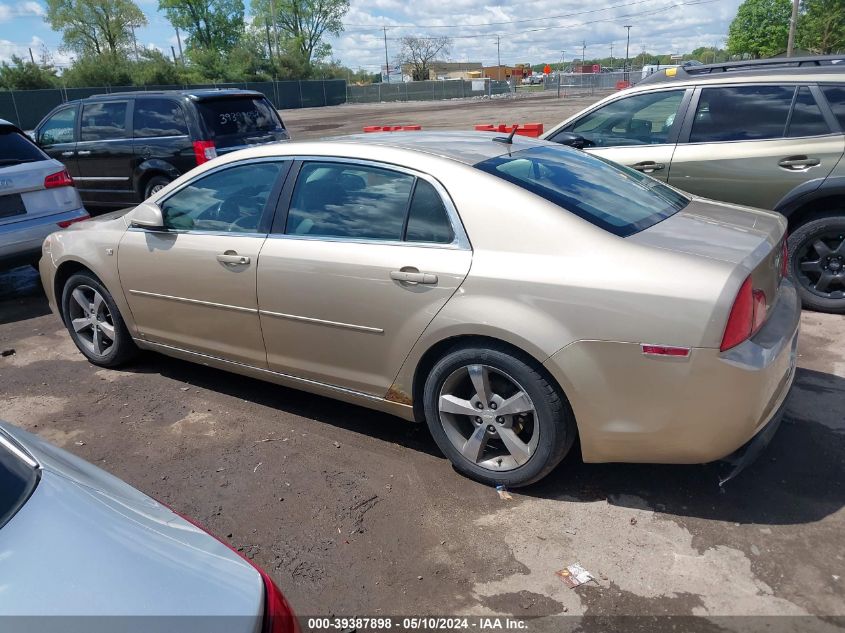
[400,61,483,81]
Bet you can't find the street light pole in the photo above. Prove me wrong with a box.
[383,27,390,83]
[786,0,799,57]
[624,25,632,81]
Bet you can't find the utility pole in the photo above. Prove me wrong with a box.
[171,45,178,64]
[270,0,280,68]
[786,0,799,57]
[557,50,564,98]
[582,40,586,67]
[496,34,501,78]
[28,47,35,64]
[131,23,139,61]
[624,25,632,81]
[175,27,184,64]
[383,26,390,83]
[610,43,613,70]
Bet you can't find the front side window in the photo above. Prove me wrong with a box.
[565,90,685,147]
[475,146,689,237]
[38,106,77,145]
[80,101,128,142]
[820,85,845,130]
[689,86,794,143]
[286,162,415,241]
[160,161,286,233]
[133,98,189,138]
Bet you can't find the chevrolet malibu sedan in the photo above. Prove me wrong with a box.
[39,132,800,486]
[0,420,298,632]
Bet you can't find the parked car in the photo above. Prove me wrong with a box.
[0,419,299,632]
[524,74,545,85]
[0,119,88,270]
[542,55,845,313]
[32,89,289,209]
[39,132,797,487]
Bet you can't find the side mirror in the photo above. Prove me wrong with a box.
[130,202,165,229]
[550,132,592,149]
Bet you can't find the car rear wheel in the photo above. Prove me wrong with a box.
[788,214,845,314]
[62,272,137,367]
[423,345,575,487]
[144,175,171,199]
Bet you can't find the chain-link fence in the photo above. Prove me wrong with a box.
[542,71,641,97]
[347,78,512,104]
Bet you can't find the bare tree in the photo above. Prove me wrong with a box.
[398,36,451,81]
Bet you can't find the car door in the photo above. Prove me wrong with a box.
[131,97,194,193]
[546,88,690,181]
[76,99,135,206]
[118,159,290,366]
[668,84,845,209]
[257,159,472,396]
[35,104,80,178]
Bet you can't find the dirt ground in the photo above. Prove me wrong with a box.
[1,94,844,630]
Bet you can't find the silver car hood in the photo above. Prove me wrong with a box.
[0,423,263,630]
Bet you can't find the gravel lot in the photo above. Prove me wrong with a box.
[1,93,844,630]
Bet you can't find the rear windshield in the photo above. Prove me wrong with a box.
[0,434,39,529]
[196,97,283,138]
[474,145,689,237]
[0,129,47,167]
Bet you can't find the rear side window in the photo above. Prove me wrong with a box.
[787,87,830,137]
[196,97,282,138]
[820,85,845,130]
[0,435,39,530]
[475,146,689,237]
[0,129,47,166]
[38,106,77,145]
[80,101,128,141]
[133,98,189,138]
[406,179,454,244]
[690,86,794,142]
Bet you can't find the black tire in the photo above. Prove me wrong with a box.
[423,343,576,487]
[61,272,137,367]
[144,175,171,199]
[787,212,845,314]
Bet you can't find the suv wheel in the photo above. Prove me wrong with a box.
[423,344,576,487]
[144,175,171,199]
[788,213,845,314]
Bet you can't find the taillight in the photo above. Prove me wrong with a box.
[165,506,300,633]
[720,276,768,351]
[781,238,789,278]
[57,213,89,228]
[192,140,217,165]
[44,169,74,189]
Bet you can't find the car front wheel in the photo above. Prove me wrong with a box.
[423,344,576,487]
[788,213,845,314]
[62,272,137,367]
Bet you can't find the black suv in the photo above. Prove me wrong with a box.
[33,89,289,207]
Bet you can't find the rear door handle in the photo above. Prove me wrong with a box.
[390,269,438,284]
[60,151,75,157]
[631,161,665,173]
[778,156,821,170]
[217,252,250,266]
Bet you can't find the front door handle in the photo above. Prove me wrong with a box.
[217,252,250,266]
[76,150,92,156]
[631,161,665,173]
[778,156,821,170]
[390,269,438,284]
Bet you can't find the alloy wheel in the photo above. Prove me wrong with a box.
[437,364,539,471]
[149,183,166,194]
[795,231,845,300]
[67,285,116,358]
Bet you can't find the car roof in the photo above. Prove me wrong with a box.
[327,131,553,165]
[71,88,266,103]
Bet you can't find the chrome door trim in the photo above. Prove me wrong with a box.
[259,310,384,334]
[73,176,131,182]
[128,289,257,313]
[0,432,38,469]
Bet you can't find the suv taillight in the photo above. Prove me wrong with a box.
[192,140,217,165]
[44,169,74,189]
[720,276,768,351]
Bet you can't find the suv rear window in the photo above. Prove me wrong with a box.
[820,85,845,130]
[475,146,689,237]
[196,97,282,139]
[0,129,48,166]
[0,434,39,530]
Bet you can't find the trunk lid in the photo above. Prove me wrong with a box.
[194,95,288,153]
[1,158,82,226]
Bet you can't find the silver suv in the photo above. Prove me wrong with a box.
[0,119,88,270]
[543,56,845,313]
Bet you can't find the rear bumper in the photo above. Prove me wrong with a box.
[543,279,801,464]
[0,207,88,268]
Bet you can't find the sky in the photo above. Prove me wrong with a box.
[0,0,742,72]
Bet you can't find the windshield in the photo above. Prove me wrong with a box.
[0,129,47,167]
[0,433,39,530]
[196,97,283,139]
[474,145,689,237]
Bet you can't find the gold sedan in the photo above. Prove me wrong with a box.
[39,132,799,486]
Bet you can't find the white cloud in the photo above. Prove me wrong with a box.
[0,0,44,21]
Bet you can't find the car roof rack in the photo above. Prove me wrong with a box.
[639,55,845,85]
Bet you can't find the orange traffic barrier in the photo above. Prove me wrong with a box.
[616,80,631,90]
[362,125,423,132]
[473,123,544,138]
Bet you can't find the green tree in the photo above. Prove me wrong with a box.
[0,55,58,89]
[158,0,244,51]
[251,0,349,64]
[798,0,845,53]
[130,48,185,85]
[61,52,134,86]
[727,0,791,57]
[45,0,147,56]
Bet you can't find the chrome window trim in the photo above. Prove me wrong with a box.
[277,155,471,251]
[132,134,190,141]
[127,227,268,239]
[0,432,38,469]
